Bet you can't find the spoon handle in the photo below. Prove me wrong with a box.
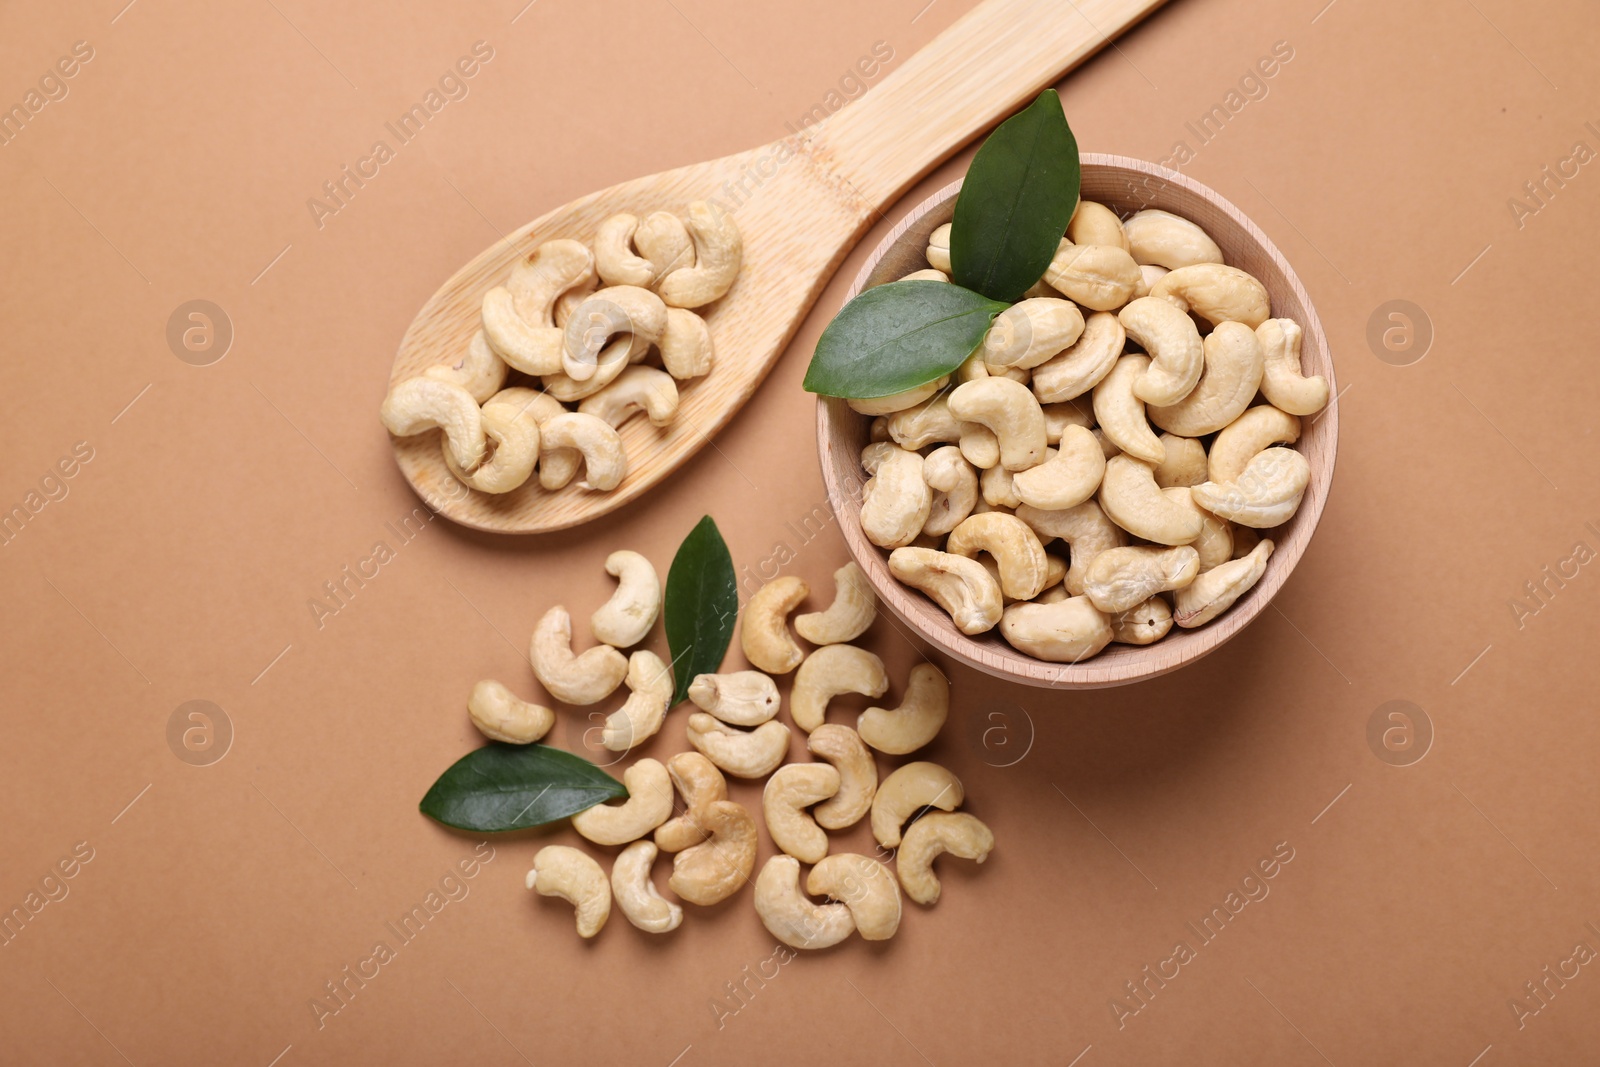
[811,0,1166,211]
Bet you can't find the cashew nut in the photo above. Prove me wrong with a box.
[482,286,564,376]
[1015,500,1127,597]
[872,763,964,848]
[740,575,809,674]
[1042,401,1093,442]
[486,385,565,423]
[1110,597,1174,645]
[1099,455,1204,545]
[424,330,509,402]
[888,547,1004,634]
[1147,321,1264,437]
[1256,318,1329,415]
[860,445,932,549]
[594,213,656,288]
[577,365,680,428]
[466,679,554,743]
[754,855,854,949]
[509,238,596,323]
[1043,241,1141,311]
[529,605,628,705]
[858,663,948,755]
[659,306,714,380]
[1082,545,1200,614]
[807,854,902,941]
[1091,354,1164,465]
[885,396,961,449]
[1162,487,1232,571]
[794,562,876,646]
[1134,263,1169,299]
[654,752,727,853]
[791,645,889,734]
[948,378,1048,471]
[807,723,877,830]
[847,375,950,416]
[983,298,1085,370]
[688,670,780,726]
[979,463,1021,510]
[669,798,757,906]
[687,713,791,778]
[896,812,994,905]
[657,200,742,308]
[958,351,1026,384]
[1153,433,1208,488]
[611,841,682,934]
[1174,538,1275,627]
[538,412,627,491]
[959,421,1002,469]
[1123,209,1223,270]
[527,845,610,937]
[900,267,949,282]
[442,398,540,493]
[1192,447,1310,528]
[380,377,486,471]
[926,222,952,273]
[572,757,674,845]
[600,650,675,751]
[591,550,661,649]
[944,512,1050,601]
[763,764,841,864]
[1067,200,1129,251]
[1208,404,1302,483]
[921,445,980,537]
[634,210,695,280]
[1120,296,1204,407]
[560,285,667,381]
[998,596,1113,662]
[1152,262,1271,328]
[1031,310,1124,403]
[1011,424,1105,511]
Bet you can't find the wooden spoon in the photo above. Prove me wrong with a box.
[387,0,1166,533]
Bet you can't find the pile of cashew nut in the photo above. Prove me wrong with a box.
[380,200,741,496]
[476,553,994,945]
[853,203,1328,662]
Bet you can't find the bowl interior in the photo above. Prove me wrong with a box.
[817,155,1338,689]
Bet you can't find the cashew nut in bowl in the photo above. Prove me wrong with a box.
[1133,263,1169,299]
[686,713,791,778]
[888,547,1005,634]
[1091,354,1165,465]
[791,645,889,733]
[1152,433,1208,488]
[1147,321,1265,437]
[611,841,682,934]
[538,412,627,491]
[979,463,1021,510]
[897,812,995,905]
[572,758,675,845]
[1067,200,1129,251]
[1256,318,1329,416]
[1031,310,1124,403]
[688,670,780,726]
[1174,538,1275,627]
[560,285,667,381]
[920,446,980,537]
[795,562,877,646]
[380,377,486,471]
[999,596,1113,662]
[871,763,964,848]
[858,663,949,755]
[764,764,841,864]
[1152,263,1271,329]
[1011,424,1106,511]
[578,366,680,428]
[424,330,508,403]
[529,605,629,706]
[1110,597,1174,645]
[1081,545,1200,614]
[1122,209,1224,270]
[948,378,1048,471]
[656,200,742,308]
[634,210,695,280]
[847,375,950,417]
[441,400,540,494]
[1192,447,1310,528]
[755,855,855,950]
[669,799,757,906]
[1015,500,1127,597]
[1042,241,1141,311]
[1119,296,1205,407]
[467,679,554,744]
[901,268,949,282]
[983,298,1085,370]
[1099,455,1205,546]
[1164,487,1233,571]
[1208,404,1302,483]
[591,551,661,649]
[1041,401,1093,442]
[926,222,952,273]
[600,650,675,751]
[740,575,809,674]
[807,854,903,941]
[654,752,727,853]
[807,723,878,830]
[886,396,962,449]
[659,307,714,380]
[958,421,1002,469]
[944,512,1050,601]
[860,446,932,549]
[527,846,610,938]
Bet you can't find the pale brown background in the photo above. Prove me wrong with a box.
[3,1,1597,1064]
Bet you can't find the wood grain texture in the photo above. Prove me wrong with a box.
[816,157,1340,689]
[386,0,1165,533]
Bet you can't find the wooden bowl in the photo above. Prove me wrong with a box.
[815,155,1339,688]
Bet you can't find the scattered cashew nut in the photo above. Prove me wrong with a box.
[600,650,675,751]
[763,764,841,864]
[807,854,902,941]
[686,713,792,778]
[527,845,610,938]
[572,758,674,845]
[794,562,877,646]
[529,605,628,706]
[611,841,683,934]
[858,663,949,755]
[755,855,855,949]
[591,550,661,648]
[467,679,554,744]
[807,723,878,830]
[872,762,965,848]
[896,812,995,906]
[688,670,780,726]
[791,645,889,733]
[740,575,809,674]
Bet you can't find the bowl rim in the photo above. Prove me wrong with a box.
[813,153,1339,689]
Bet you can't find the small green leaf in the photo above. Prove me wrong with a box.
[802,281,1008,399]
[665,516,738,705]
[950,89,1080,303]
[420,743,628,833]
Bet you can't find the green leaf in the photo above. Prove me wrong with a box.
[802,281,1008,399]
[664,515,738,705]
[950,89,1080,303]
[420,743,628,832]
